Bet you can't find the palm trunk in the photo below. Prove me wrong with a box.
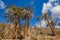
[14,20,22,39]
[24,15,29,38]
[10,20,15,29]
[14,23,19,39]
[44,14,57,36]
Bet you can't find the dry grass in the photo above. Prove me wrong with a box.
[0,25,60,40]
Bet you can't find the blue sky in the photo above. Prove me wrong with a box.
[0,0,60,28]
[0,0,48,26]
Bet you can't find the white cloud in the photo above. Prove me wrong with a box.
[35,22,41,28]
[49,0,57,3]
[42,0,60,28]
[51,6,60,14]
[51,5,60,19]
[42,0,58,14]
[40,19,48,27]
[35,19,49,28]
[42,3,52,14]
[42,0,60,19]
[55,26,60,28]
[54,3,59,6]
[0,0,5,9]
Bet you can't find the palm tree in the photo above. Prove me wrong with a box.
[37,16,42,27]
[37,16,42,31]
[4,5,23,39]
[58,22,60,26]
[6,5,23,28]
[21,7,33,38]
[43,13,57,36]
